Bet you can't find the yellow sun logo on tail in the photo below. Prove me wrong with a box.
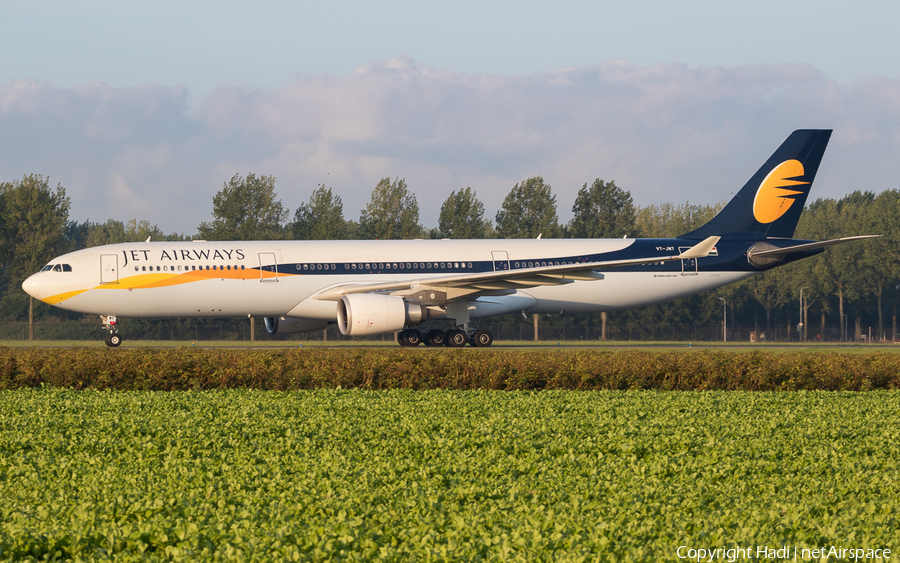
[752,160,809,224]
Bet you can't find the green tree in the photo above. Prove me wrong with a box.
[495,176,560,239]
[290,185,349,240]
[358,177,424,240]
[84,219,163,247]
[857,190,900,340]
[567,179,637,238]
[66,219,189,250]
[437,187,491,239]
[799,196,865,341]
[0,174,71,285]
[198,173,288,241]
[0,175,71,332]
[635,201,725,238]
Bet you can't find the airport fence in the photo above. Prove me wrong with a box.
[1,319,894,343]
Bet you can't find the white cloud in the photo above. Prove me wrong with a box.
[2,60,900,234]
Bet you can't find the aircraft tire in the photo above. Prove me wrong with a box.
[470,329,493,347]
[424,330,444,347]
[105,333,122,348]
[445,329,468,348]
[399,329,422,346]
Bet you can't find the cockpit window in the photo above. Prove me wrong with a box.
[42,263,72,272]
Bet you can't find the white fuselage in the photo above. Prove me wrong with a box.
[24,239,752,322]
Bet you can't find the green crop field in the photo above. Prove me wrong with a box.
[1,389,898,562]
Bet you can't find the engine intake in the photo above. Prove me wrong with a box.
[337,294,426,336]
[264,316,329,335]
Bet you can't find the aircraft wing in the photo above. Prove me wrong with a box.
[314,236,720,303]
[747,235,881,259]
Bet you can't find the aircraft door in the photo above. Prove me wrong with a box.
[491,251,510,271]
[258,252,279,282]
[100,254,118,284]
[678,246,698,275]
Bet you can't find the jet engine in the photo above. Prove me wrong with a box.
[264,316,329,335]
[337,294,426,336]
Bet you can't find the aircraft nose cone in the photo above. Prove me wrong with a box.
[22,275,41,299]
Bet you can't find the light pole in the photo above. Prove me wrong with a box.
[718,297,726,342]
[799,287,810,342]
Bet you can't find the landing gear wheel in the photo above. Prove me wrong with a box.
[445,329,468,348]
[398,329,422,347]
[470,329,493,347]
[105,333,122,348]
[424,330,445,347]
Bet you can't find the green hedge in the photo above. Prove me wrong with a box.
[1,348,899,391]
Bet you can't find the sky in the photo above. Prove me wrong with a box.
[2,0,900,234]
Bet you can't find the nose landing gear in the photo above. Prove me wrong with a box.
[101,315,122,348]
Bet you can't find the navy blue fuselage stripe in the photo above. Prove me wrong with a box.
[246,238,823,275]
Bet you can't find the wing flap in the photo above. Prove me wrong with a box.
[314,236,720,301]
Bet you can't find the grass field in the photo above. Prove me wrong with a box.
[1,388,898,561]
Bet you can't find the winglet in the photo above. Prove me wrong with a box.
[676,236,720,259]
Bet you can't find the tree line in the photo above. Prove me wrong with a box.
[1,172,894,342]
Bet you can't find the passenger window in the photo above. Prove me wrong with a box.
[135,267,139,271]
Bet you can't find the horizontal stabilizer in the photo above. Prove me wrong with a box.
[748,235,881,259]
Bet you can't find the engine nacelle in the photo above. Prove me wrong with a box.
[264,316,329,335]
[337,294,426,336]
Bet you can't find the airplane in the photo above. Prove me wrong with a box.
[22,129,877,347]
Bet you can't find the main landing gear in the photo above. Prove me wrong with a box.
[397,328,493,348]
[101,315,122,348]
